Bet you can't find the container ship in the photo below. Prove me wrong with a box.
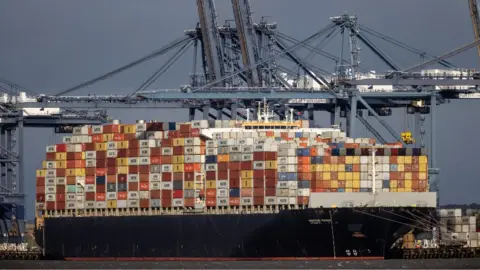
[34,103,437,260]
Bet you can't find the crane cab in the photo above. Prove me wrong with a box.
[401,131,416,144]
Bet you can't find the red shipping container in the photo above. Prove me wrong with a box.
[36,194,45,202]
[85,176,95,184]
[106,158,116,167]
[113,133,125,141]
[103,124,121,133]
[173,190,183,199]
[117,149,128,158]
[56,185,66,194]
[129,140,140,149]
[56,144,67,152]
[241,188,253,197]
[265,169,277,179]
[190,128,200,137]
[173,172,183,181]
[265,188,275,196]
[84,143,95,151]
[161,156,172,164]
[66,176,75,185]
[150,156,161,164]
[161,190,172,199]
[85,168,95,176]
[96,151,106,159]
[91,134,103,143]
[124,134,136,140]
[118,191,127,200]
[229,178,240,188]
[128,182,139,191]
[253,170,265,179]
[206,171,216,181]
[129,165,139,174]
[265,152,277,160]
[173,146,183,155]
[229,197,240,206]
[162,198,172,208]
[151,147,161,156]
[85,192,95,201]
[56,201,66,210]
[241,161,252,170]
[254,196,264,205]
[265,177,276,187]
[162,172,172,182]
[253,152,265,161]
[253,179,264,188]
[139,174,149,182]
[105,167,115,175]
[184,172,195,181]
[162,138,173,147]
[139,182,149,191]
[96,193,106,201]
[128,148,139,157]
[96,184,105,193]
[218,162,228,170]
[56,193,65,202]
[117,174,127,183]
[36,186,45,194]
[184,198,195,207]
[36,177,45,186]
[140,199,149,208]
[228,162,241,171]
[56,169,66,177]
[229,170,240,180]
[46,201,55,210]
[107,175,116,183]
[150,190,161,199]
[138,165,149,174]
[206,197,216,207]
[46,153,56,161]
[96,168,106,176]
[184,164,194,172]
[297,196,309,205]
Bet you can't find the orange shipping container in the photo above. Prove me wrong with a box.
[96,193,106,201]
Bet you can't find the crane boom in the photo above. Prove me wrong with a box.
[231,0,262,86]
[196,0,225,86]
[469,0,480,62]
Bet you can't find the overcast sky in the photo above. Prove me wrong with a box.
[0,0,478,219]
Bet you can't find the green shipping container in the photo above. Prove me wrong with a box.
[67,185,76,193]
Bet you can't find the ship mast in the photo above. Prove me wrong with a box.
[371,147,377,193]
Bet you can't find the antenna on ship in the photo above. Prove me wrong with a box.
[371,146,377,194]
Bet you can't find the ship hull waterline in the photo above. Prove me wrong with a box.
[35,207,436,260]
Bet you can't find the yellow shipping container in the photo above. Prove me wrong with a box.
[107,200,117,209]
[173,138,184,147]
[390,188,398,192]
[123,125,136,134]
[173,155,184,164]
[117,141,129,149]
[346,188,353,192]
[419,156,428,164]
[397,164,404,172]
[353,172,360,181]
[116,158,128,166]
[404,187,412,192]
[398,188,405,192]
[323,172,331,180]
[397,156,405,164]
[173,164,184,172]
[404,172,412,180]
[353,180,360,188]
[390,180,398,188]
[419,172,427,180]
[404,156,412,164]
[36,169,46,177]
[195,183,203,189]
[241,170,253,179]
[95,143,107,151]
[317,164,323,171]
[345,156,353,164]
[117,166,128,174]
[206,180,216,189]
[338,171,346,180]
[405,180,412,188]
[75,168,85,176]
[56,161,67,169]
[66,169,76,177]
[352,156,360,164]
[42,161,47,169]
[310,164,320,172]
[55,152,66,160]
[345,172,353,181]
[337,164,345,172]
[323,164,331,172]
[419,164,427,172]
[103,134,114,142]
[184,181,194,189]
[242,179,253,188]
[346,181,352,188]
[331,180,338,189]
[266,161,277,169]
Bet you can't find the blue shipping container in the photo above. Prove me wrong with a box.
[331,149,340,156]
[382,180,390,189]
[296,148,310,156]
[295,132,302,138]
[168,122,176,130]
[360,188,371,192]
[338,188,345,192]
[345,164,353,172]
[297,180,311,189]
[96,176,106,185]
[229,188,240,197]
[390,164,398,171]
[205,155,217,163]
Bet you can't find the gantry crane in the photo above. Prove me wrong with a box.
[469,0,480,62]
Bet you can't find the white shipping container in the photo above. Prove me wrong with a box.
[139,157,150,165]
[184,155,194,163]
[85,184,95,192]
[242,145,253,153]
[173,198,184,207]
[106,150,117,158]
[46,186,56,194]
[161,164,172,172]
[46,169,56,177]
[241,154,253,161]
[128,157,138,165]
[36,203,45,210]
[107,192,117,200]
[127,200,139,208]
[217,189,228,198]
[127,174,139,182]
[439,209,462,218]
[106,141,117,150]
[45,161,56,169]
[462,225,470,233]
[73,126,90,135]
[66,193,76,201]
[140,191,149,199]
[150,182,161,190]
[253,161,265,170]
[469,240,478,248]
[149,173,161,182]
[237,138,254,145]
[76,194,85,203]
[46,194,55,202]
[455,225,462,232]
[162,147,173,155]
[85,151,96,159]
[76,202,85,209]
[298,188,310,196]
[117,200,127,208]
[276,188,289,197]
[206,164,218,171]
[45,177,56,186]
[161,182,172,190]
[217,180,228,189]
[85,202,95,209]
[136,123,147,132]
[216,197,229,206]
[145,131,163,140]
[128,191,139,200]
[240,197,253,206]
[91,125,103,134]
[96,201,107,209]
[206,140,218,148]
[206,148,218,155]
[46,145,56,153]
[194,155,204,163]
[66,202,76,209]
[56,177,66,185]
[265,196,276,205]
[86,159,96,167]
[139,148,151,157]
[277,197,289,205]
[139,139,156,148]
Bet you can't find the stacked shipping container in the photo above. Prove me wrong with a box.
[35,120,429,215]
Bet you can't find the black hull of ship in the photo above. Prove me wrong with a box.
[35,207,436,260]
